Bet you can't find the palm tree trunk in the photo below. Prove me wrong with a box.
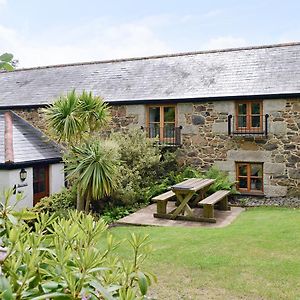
[76,188,85,211]
[85,193,91,213]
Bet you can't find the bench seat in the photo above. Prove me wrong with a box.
[199,190,230,219]
[152,190,175,202]
[152,190,175,214]
[199,190,230,205]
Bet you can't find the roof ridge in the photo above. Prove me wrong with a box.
[4,41,300,73]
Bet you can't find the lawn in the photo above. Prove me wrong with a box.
[111,207,300,300]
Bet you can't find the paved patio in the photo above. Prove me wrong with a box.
[116,203,244,228]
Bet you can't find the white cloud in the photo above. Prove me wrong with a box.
[0,0,7,12]
[0,18,171,68]
[202,36,248,50]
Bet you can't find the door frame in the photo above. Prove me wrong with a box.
[33,165,50,205]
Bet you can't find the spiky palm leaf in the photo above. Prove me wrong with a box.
[44,90,83,144]
[65,140,120,210]
[44,90,110,145]
[78,90,110,132]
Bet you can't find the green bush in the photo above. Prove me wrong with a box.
[203,167,238,195]
[108,129,237,207]
[170,166,237,195]
[110,129,179,206]
[32,186,76,214]
[0,190,156,299]
[100,204,145,223]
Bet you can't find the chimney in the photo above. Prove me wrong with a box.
[4,111,14,163]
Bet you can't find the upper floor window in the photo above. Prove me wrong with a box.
[146,105,179,144]
[228,100,269,136]
[236,101,263,132]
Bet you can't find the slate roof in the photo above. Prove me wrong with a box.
[0,111,62,167]
[1,42,300,107]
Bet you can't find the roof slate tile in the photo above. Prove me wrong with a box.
[0,111,62,164]
[0,43,300,107]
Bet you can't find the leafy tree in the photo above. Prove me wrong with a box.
[44,90,117,211]
[0,53,15,71]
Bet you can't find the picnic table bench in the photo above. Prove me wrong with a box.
[199,190,230,220]
[152,190,175,214]
[153,178,231,223]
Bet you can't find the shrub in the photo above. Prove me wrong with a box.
[100,204,145,223]
[170,165,238,194]
[32,186,76,214]
[157,165,238,195]
[203,167,238,195]
[110,129,179,206]
[0,191,156,299]
[171,166,203,183]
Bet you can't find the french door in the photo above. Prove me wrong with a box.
[33,165,49,205]
[147,105,177,142]
[236,101,263,132]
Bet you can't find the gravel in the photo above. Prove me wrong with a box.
[230,195,300,208]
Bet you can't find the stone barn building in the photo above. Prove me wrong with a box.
[0,42,299,203]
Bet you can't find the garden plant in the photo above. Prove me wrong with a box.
[0,190,155,299]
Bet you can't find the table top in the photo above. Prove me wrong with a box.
[171,178,215,192]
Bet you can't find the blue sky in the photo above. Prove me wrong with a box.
[0,0,300,67]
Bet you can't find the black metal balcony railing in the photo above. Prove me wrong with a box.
[141,126,182,146]
[228,114,269,137]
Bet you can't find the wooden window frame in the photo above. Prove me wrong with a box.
[236,162,264,194]
[33,165,50,205]
[235,101,263,132]
[146,104,178,142]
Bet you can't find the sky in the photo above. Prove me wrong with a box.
[0,0,300,68]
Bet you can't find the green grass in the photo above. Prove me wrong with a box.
[111,207,300,299]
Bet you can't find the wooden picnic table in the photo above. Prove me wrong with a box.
[171,178,215,218]
[153,178,217,222]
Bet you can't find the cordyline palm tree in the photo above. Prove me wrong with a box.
[65,141,119,211]
[44,90,119,211]
[45,90,110,146]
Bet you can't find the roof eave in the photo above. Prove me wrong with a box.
[0,157,63,170]
[0,92,300,109]
[103,92,300,105]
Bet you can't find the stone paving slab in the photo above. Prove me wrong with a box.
[116,203,244,228]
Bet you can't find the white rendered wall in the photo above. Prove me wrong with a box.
[0,163,65,210]
[0,167,33,210]
[49,163,65,194]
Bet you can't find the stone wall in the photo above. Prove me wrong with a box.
[176,99,300,197]
[13,98,300,197]
[16,108,48,135]
[14,105,144,135]
[109,105,145,131]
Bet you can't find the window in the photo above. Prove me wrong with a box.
[147,105,177,142]
[236,163,263,194]
[33,165,49,205]
[236,101,263,132]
